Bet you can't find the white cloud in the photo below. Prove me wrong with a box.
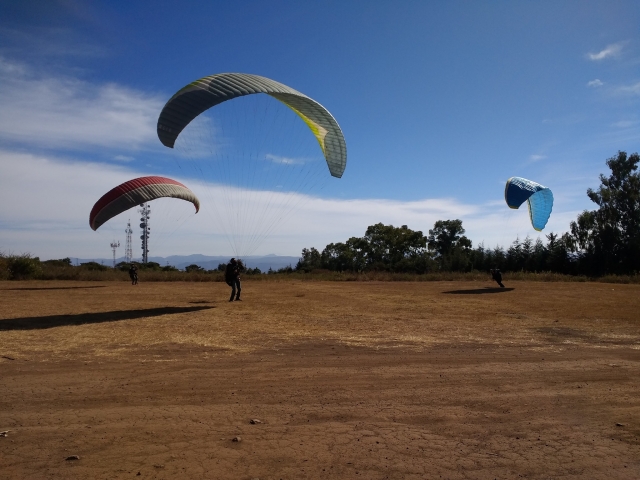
[0,56,27,75]
[113,155,134,162]
[0,149,575,260]
[587,42,624,61]
[265,153,305,165]
[612,120,637,128]
[529,154,547,162]
[0,26,110,59]
[587,79,603,87]
[615,81,640,96]
[0,57,163,151]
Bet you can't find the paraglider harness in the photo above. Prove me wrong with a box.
[225,261,238,287]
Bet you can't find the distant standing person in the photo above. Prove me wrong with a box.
[490,268,504,288]
[129,264,138,285]
[225,258,242,302]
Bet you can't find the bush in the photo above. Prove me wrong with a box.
[6,254,43,280]
[0,255,10,280]
[42,257,72,268]
[79,261,109,272]
[185,264,205,273]
[139,262,162,271]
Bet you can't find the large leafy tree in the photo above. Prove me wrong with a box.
[363,223,428,269]
[321,242,357,272]
[296,247,322,272]
[570,151,640,274]
[427,219,472,271]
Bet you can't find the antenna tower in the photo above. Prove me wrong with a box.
[124,220,133,263]
[138,203,151,264]
[110,240,120,268]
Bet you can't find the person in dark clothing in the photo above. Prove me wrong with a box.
[225,258,242,301]
[490,268,504,288]
[129,264,138,285]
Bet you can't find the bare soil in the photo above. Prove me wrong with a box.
[1,279,639,479]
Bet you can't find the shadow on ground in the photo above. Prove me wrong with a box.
[443,287,515,294]
[3,286,108,291]
[0,306,213,331]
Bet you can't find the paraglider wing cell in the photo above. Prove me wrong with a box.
[504,177,553,231]
[157,73,347,178]
[89,176,200,231]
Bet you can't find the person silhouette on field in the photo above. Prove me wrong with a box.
[225,258,242,302]
[129,264,138,285]
[490,268,505,288]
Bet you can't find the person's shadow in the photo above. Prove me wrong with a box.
[4,286,107,291]
[443,287,515,294]
[0,306,213,331]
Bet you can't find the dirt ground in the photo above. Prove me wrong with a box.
[1,279,639,479]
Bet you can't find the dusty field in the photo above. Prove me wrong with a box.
[1,279,639,479]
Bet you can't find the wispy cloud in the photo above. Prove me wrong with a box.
[113,155,134,162]
[0,26,109,59]
[265,153,305,165]
[529,154,547,162]
[615,81,640,96]
[587,42,625,61]
[0,56,163,151]
[587,79,603,87]
[611,119,637,128]
[0,56,27,75]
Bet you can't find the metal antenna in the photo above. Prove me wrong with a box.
[110,240,120,268]
[124,220,133,263]
[138,203,151,264]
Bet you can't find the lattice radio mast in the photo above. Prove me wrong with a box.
[110,240,120,268]
[138,203,151,264]
[124,220,133,263]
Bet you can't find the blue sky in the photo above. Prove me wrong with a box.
[1,0,639,259]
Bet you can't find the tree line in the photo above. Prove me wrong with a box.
[296,151,640,277]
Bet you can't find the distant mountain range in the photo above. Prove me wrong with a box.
[74,254,300,272]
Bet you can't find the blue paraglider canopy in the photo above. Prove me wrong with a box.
[504,177,554,231]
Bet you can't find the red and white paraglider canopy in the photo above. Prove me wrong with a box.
[89,176,200,231]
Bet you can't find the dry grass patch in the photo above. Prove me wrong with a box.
[1,280,639,361]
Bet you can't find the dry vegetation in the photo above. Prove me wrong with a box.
[1,279,639,479]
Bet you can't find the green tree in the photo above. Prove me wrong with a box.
[79,261,108,271]
[296,247,322,272]
[427,220,472,271]
[570,151,640,274]
[139,262,162,271]
[43,257,72,267]
[185,264,204,273]
[7,254,43,279]
[545,232,573,273]
[531,237,547,272]
[363,223,428,270]
[321,242,355,271]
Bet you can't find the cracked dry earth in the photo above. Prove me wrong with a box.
[0,280,639,479]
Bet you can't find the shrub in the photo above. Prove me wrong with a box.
[185,264,205,273]
[79,261,109,272]
[7,254,43,280]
